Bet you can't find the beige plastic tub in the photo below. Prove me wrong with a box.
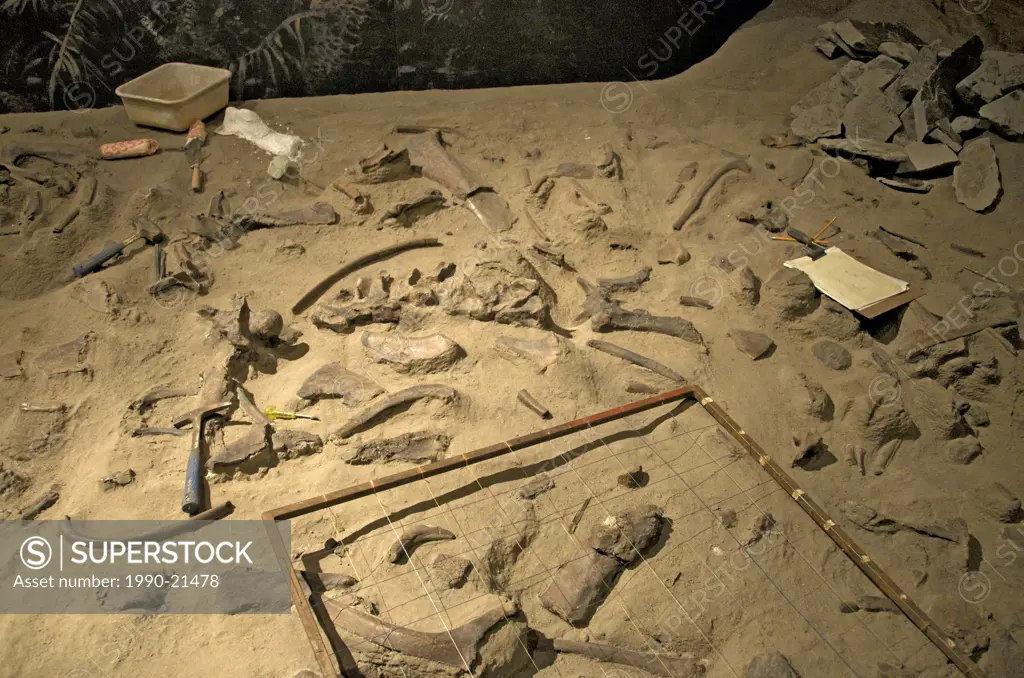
[115,63,231,132]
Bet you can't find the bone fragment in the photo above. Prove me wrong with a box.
[324,596,512,670]
[331,385,459,440]
[671,157,752,230]
[679,295,714,309]
[551,639,704,678]
[386,525,456,563]
[21,491,59,520]
[587,339,685,383]
[517,390,552,419]
[292,238,442,314]
[598,267,651,293]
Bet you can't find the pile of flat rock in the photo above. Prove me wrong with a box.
[793,20,1024,211]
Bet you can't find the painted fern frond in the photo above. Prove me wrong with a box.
[231,10,326,94]
[44,0,124,108]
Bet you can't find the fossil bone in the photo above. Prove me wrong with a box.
[331,385,459,440]
[324,595,514,671]
[386,525,457,563]
[551,639,705,678]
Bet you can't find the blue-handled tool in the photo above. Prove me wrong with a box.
[66,224,165,281]
[172,401,233,515]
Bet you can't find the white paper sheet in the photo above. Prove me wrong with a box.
[784,247,909,311]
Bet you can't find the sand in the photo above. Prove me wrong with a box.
[1,0,1022,676]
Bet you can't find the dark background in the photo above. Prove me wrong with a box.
[0,0,771,114]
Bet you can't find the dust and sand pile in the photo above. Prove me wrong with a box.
[1,1,1024,677]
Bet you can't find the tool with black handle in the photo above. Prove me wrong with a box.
[66,226,165,281]
[786,227,828,260]
[172,401,233,515]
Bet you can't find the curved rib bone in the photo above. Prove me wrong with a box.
[324,596,513,671]
[386,525,456,563]
[331,384,459,440]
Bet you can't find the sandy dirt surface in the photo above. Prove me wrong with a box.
[1,1,1022,677]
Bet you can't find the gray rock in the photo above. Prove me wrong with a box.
[348,431,452,465]
[974,483,1021,523]
[814,38,841,59]
[297,364,384,405]
[272,429,324,461]
[429,553,473,589]
[956,51,1024,109]
[843,91,902,141]
[947,438,983,464]
[906,36,983,141]
[817,22,857,59]
[951,116,985,135]
[728,329,775,360]
[878,176,933,193]
[853,55,905,93]
[539,549,621,625]
[832,20,923,55]
[811,340,852,370]
[791,103,845,141]
[790,74,854,118]
[361,330,464,374]
[743,651,800,678]
[879,41,919,64]
[887,40,942,103]
[587,504,664,564]
[900,141,959,173]
[818,137,908,162]
[980,90,1024,139]
[926,126,963,153]
[954,137,1001,212]
[762,267,817,320]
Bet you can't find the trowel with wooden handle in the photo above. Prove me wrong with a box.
[185,120,207,193]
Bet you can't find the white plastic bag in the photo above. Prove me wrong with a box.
[215,107,303,159]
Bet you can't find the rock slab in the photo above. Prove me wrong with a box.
[953,137,1001,212]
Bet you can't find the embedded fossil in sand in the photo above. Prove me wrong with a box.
[331,385,460,440]
[386,525,457,563]
[361,330,464,374]
[325,595,516,670]
[296,363,384,405]
[576,279,703,344]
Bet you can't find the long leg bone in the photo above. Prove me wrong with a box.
[386,525,456,563]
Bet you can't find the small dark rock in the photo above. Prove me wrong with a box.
[728,329,774,360]
[617,465,648,489]
[811,340,852,370]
